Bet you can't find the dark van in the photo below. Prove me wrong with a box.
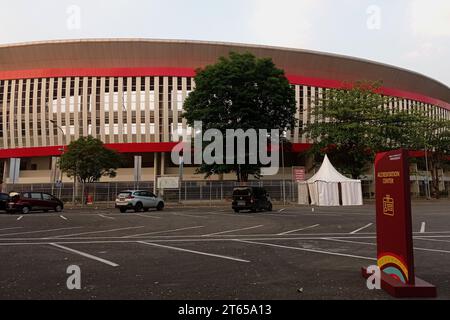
[232,187,273,213]
[7,192,64,214]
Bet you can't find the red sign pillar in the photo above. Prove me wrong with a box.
[362,149,436,298]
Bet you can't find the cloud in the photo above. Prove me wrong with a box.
[405,42,444,59]
[248,0,319,48]
[410,0,450,37]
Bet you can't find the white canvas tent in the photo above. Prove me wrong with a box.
[298,155,363,206]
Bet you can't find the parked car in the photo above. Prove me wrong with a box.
[7,192,64,214]
[0,193,10,211]
[115,190,165,213]
[232,187,273,213]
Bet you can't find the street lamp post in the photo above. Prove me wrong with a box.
[179,153,184,204]
[281,134,287,206]
[424,133,431,200]
[49,120,70,201]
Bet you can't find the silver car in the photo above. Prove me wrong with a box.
[115,190,165,213]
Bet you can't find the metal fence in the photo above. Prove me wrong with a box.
[3,180,301,205]
[2,179,447,206]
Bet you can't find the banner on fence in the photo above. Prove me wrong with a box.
[157,177,180,190]
[292,167,306,182]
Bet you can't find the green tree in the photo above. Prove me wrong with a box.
[408,115,450,198]
[59,136,121,183]
[183,52,296,182]
[303,81,423,179]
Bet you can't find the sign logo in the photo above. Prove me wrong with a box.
[293,167,306,182]
[378,253,409,284]
[383,195,395,216]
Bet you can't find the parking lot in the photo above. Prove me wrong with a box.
[0,201,449,300]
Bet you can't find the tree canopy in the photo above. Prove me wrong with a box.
[59,136,121,183]
[407,115,450,198]
[303,81,427,179]
[183,52,297,182]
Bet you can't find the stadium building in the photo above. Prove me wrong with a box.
[0,39,449,195]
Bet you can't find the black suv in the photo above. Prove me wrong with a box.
[232,187,273,213]
[0,193,10,211]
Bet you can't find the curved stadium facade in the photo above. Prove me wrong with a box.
[0,39,449,192]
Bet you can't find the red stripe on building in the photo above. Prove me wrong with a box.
[0,144,443,160]
[0,143,178,159]
[0,67,448,110]
[0,143,313,159]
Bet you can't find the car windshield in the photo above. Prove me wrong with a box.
[233,188,251,196]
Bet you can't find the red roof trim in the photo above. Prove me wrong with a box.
[0,67,448,110]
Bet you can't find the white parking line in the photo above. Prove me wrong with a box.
[324,237,450,255]
[0,227,23,232]
[99,214,115,220]
[349,223,373,234]
[50,226,146,239]
[321,238,375,246]
[60,215,68,221]
[3,232,450,244]
[172,213,208,219]
[135,214,161,219]
[236,239,376,261]
[3,232,450,246]
[203,225,264,237]
[137,241,250,263]
[123,226,205,238]
[207,212,254,218]
[420,222,426,233]
[278,208,287,213]
[416,237,450,244]
[17,216,23,221]
[49,243,119,267]
[0,227,83,237]
[278,224,320,236]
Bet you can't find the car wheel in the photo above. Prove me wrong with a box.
[234,209,240,213]
[134,202,143,213]
[119,208,127,213]
[156,202,164,211]
[22,206,30,214]
[55,205,63,213]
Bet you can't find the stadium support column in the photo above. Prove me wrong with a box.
[134,156,142,190]
[5,158,21,190]
[1,159,9,192]
[50,156,61,194]
[152,153,166,197]
[161,153,166,177]
[160,153,166,197]
[153,153,159,195]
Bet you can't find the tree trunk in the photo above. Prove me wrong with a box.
[431,162,440,199]
[236,167,249,184]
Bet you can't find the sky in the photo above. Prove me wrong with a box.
[0,0,449,86]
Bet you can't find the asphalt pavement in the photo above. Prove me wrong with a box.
[0,202,449,300]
